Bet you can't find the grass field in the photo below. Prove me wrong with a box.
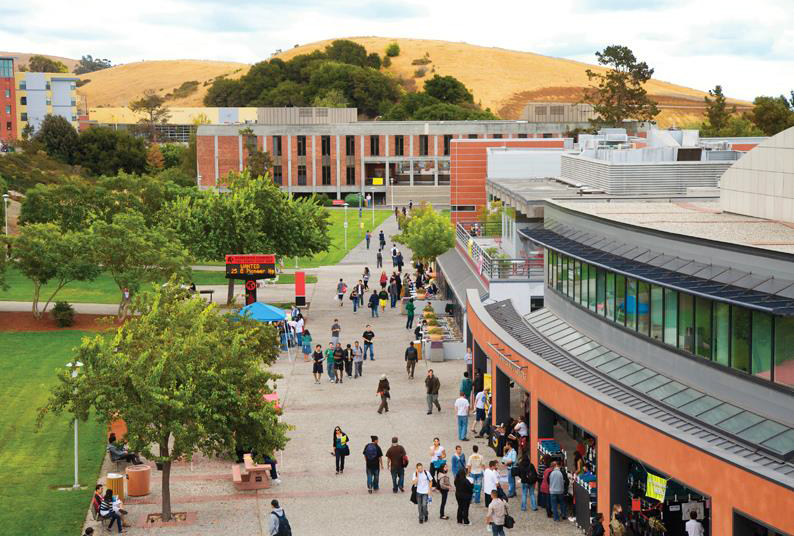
[0,269,315,305]
[0,331,106,536]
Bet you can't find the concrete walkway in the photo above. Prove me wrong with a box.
[88,216,582,535]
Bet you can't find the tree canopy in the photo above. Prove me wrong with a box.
[382,76,495,120]
[32,115,79,164]
[393,202,454,263]
[129,90,171,142]
[73,54,112,74]
[38,282,289,521]
[26,55,68,73]
[747,94,794,136]
[423,74,474,104]
[72,127,148,176]
[583,45,660,126]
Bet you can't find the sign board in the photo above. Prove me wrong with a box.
[372,177,384,185]
[681,501,704,520]
[225,254,277,279]
[645,473,668,501]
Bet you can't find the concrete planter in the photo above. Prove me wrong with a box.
[428,341,445,362]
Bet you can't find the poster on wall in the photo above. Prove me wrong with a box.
[681,501,704,520]
[646,473,668,501]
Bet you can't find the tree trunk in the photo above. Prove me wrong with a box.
[160,441,172,522]
[226,278,234,305]
[32,283,41,319]
[42,281,67,316]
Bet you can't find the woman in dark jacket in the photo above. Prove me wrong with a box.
[454,466,474,525]
[377,374,390,414]
[332,426,350,474]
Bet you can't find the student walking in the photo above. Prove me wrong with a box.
[486,490,508,536]
[350,287,360,313]
[333,426,350,474]
[268,500,291,536]
[455,392,470,441]
[344,344,354,378]
[425,369,441,414]
[380,270,388,288]
[365,230,371,249]
[378,288,388,312]
[336,278,347,306]
[428,437,446,479]
[473,388,487,435]
[385,437,407,493]
[333,343,345,384]
[483,460,500,507]
[455,466,474,525]
[363,435,384,493]
[363,267,370,290]
[362,325,375,360]
[330,319,341,346]
[388,280,399,308]
[377,374,390,414]
[405,297,415,329]
[368,291,380,317]
[378,230,386,249]
[312,345,324,384]
[412,463,433,524]
[468,445,484,504]
[460,371,472,400]
[436,464,451,520]
[325,343,335,382]
[301,329,313,362]
[405,341,418,378]
[376,249,383,268]
[352,341,364,378]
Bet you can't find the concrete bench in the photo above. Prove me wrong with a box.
[231,453,272,491]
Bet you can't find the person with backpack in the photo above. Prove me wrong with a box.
[405,341,418,379]
[377,374,390,414]
[269,499,292,536]
[350,286,360,313]
[368,291,380,317]
[405,297,416,329]
[336,278,347,306]
[365,230,371,249]
[363,435,384,493]
[411,462,434,524]
[518,451,538,511]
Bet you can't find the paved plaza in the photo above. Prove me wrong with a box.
[88,216,582,535]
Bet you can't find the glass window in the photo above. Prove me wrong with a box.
[663,388,703,408]
[637,281,650,335]
[297,135,306,156]
[443,134,452,156]
[370,135,380,156]
[633,375,671,394]
[419,135,429,156]
[346,166,356,185]
[272,165,282,185]
[751,311,772,380]
[345,135,355,156]
[321,165,331,185]
[578,347,610,362]
[650,285,663,341]
[737,420,787,444]
[663,288,677,346]
[321,135,331,156]
[626,278,637,330]
[560,256,568,295]
[297,165,307,185]
[606,272,615,320]
[713,302,730,366]
[678,395,722,417]
[596,268,606,316]
[697,403,742,425]
[608,362,642,380]
[573,260,581,303]
[678,293,694,352]
[647,380,687,401]
[717,411,764,434]
[272,136,282,156]
[621,368,655,386]
[580,263,588,306]
[0,59,12,78]
[775,316,794,387]
[395,135,404,156]
[694,296,712,360]
[566,257,575,298]
[763,429,794,456]
[731,306,751,374]
[587,264,596,311]
[556,254,564,292]
[616,274,626,325]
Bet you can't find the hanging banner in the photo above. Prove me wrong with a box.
[646,473,668,501]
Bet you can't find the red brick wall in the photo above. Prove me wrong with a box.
[217,136,240,185]
[450,139,567,223]
[0,76,16,142]
[196,135,215,187]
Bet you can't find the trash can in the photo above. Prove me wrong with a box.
[126,464,151,497]
[414,340,423,361]
[106,472,125,499]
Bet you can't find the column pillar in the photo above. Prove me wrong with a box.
[213,135,219,188]
[336,135,341,200]
[494,366,511,427]
[238,135,243,171]
[409,136,415,186]
[287,134,292,194]
[311,135,317,192]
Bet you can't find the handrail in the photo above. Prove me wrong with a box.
[456,223,544,281]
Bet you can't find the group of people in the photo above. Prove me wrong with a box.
[310,320,376,384]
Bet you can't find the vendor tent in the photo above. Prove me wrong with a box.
[238,302,287,323]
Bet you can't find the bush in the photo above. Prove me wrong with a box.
[52,301,75,327]
[313,193,334,207]
[414,68,427,78]
[382,56,392,68]
[411,57,432,66]
[386,43,400,57]
[344,192,365,206]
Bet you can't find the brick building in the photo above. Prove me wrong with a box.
[0,57,16,143]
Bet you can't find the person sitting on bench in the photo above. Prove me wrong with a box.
[107,433,142,465]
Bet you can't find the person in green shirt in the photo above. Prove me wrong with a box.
[325,343,336,382]
[460,371,473,400]
[405,298,416,330]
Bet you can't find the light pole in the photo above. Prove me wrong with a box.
[66,361,84,489]
[2,193,8,236]
[343,203,349,250]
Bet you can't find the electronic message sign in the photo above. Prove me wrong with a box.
[225,254,277,279]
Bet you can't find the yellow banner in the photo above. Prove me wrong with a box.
[646,473,668,501]
[372,177,384,185]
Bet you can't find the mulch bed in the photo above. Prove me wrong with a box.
[0,311,123,332]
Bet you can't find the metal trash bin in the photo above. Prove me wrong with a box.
[126,464,151,497]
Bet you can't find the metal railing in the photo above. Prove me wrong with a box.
[456,222,544,281]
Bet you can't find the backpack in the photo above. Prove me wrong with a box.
[364,443,379,461]
[273,511,292,536]
[526,464,538,485]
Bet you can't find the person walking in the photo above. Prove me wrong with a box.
[388,280,398,308]
[396,251,404,273]
[428,437,446,479]
[365,230,371,249]
[378,288,388,312]
[412,463,433,524]
[301,329,313,362]
[405,297,416,329]
[455,466,474,525]
[363,267,370,290]
[380,270,388,289]
[460,371,472,401]
[333,426,350,474]
[451,445,466,478]
[483,460,500,507]
[352,341,364,378]
[473,388,487,435]
[350,286,360,313]
[325,342,336,382]
[385,437,407,493]
[377,374,390,414]
[268,499,291,536]
[518,452,538,511]
[330,319,341,346]
[468,445,484,504]
[368,291,379,317]
[376,249,383,269]
[502,443,517,498]
[363,435,383,494]
[436,463,451,520]
[405,341,418,379]
[336,278,347,307]
[333,343,345,384]
[548,461,565,522]
[344,344,354,378]
[455,391,470,441]
[425,369,441,415]
[378,230,386,249]
[362,325,375,360]
[486,490,508,536]
[311,344,324,384]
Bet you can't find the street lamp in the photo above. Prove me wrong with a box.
[66,361,83,489]
[2,193,8,236]
[343,203,349,250]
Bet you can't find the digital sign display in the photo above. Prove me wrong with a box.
[225,254,277,279]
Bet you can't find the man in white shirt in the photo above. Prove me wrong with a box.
[501,443,517,498]
[454,392,470,441]
[685,511,704,536]
[483,460,500,507]
[467,445,484,504]
[473,389,487,434]
[295,316,304,346]
[412,463,433,524]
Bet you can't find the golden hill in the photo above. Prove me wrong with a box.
[277,37,751,127]
[0,51,80,72]
[76,60,248,107]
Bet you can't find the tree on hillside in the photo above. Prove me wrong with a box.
[253,80,307,107]
[366,52,382,70]
[412,103,496,121]
[308,62,399,117]
[325,39,369,67]
[203,77,244,107]
[423,74,474,104]
[583,45,660,126]
[701,85,734,135]
[74,127,148,176]
[20,179,102,232]
[73,55,112,74]
[386,43,400,57]
[748,95,794,136]
[129,90,171,142]
[33,114,79,164]
[12,224,100,318]
[313,88,349,108]
[393,202,454,264]
[38,282,289,522]
[90,212,191,317]
[27,55,68,73]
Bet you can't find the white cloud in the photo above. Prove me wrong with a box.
[0,0,791,100]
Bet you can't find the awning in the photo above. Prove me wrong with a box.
[436,249,488,306]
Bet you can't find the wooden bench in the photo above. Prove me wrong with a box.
[199,289,214,302]
[231,453,272,491]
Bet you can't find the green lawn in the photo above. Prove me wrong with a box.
[0,268,317,305]
[0,331,107,536]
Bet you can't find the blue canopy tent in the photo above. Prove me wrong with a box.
[238,302,287,323]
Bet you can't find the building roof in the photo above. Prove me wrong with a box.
[551,200,794,255]
[487,178,590,202]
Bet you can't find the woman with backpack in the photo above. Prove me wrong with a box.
[332,426,350,474]
[454,466,474,525]
[378,288,389,312]
[518,451,538,511]
[436,463,451,520]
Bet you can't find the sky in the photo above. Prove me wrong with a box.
[2,0,792,101]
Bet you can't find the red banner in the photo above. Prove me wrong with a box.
[225,254,276,265]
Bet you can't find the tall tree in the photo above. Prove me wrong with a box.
[32,114,79,164]
[748,95,794,136]
[239,128,273,178]
[129,90,172,142]
[12,224,100,318]
[90,212,191,316]
[393,202,454,264]
[312,88,349,108]
[38,282,289,521]
[583,45,660,126]
[324,39,368,67]
[27,55,68,73]
[74,127,148,176]
[73,54,112,74]
[701,85,734,134]
[423,74,474,104]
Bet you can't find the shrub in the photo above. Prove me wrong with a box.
[167,80,199,100]
[382,56,392,68]
[52,301,75,327]
[428,326,443,335]
[386,43,400,57]
[411,57,432,66]
[344,192,365,206]
[414,67,427,78]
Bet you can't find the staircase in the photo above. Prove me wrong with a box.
[388,185,450,208]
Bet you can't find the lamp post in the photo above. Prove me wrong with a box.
[343,203,349,250]
[2,193,8,237]
[66,361,83,489]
